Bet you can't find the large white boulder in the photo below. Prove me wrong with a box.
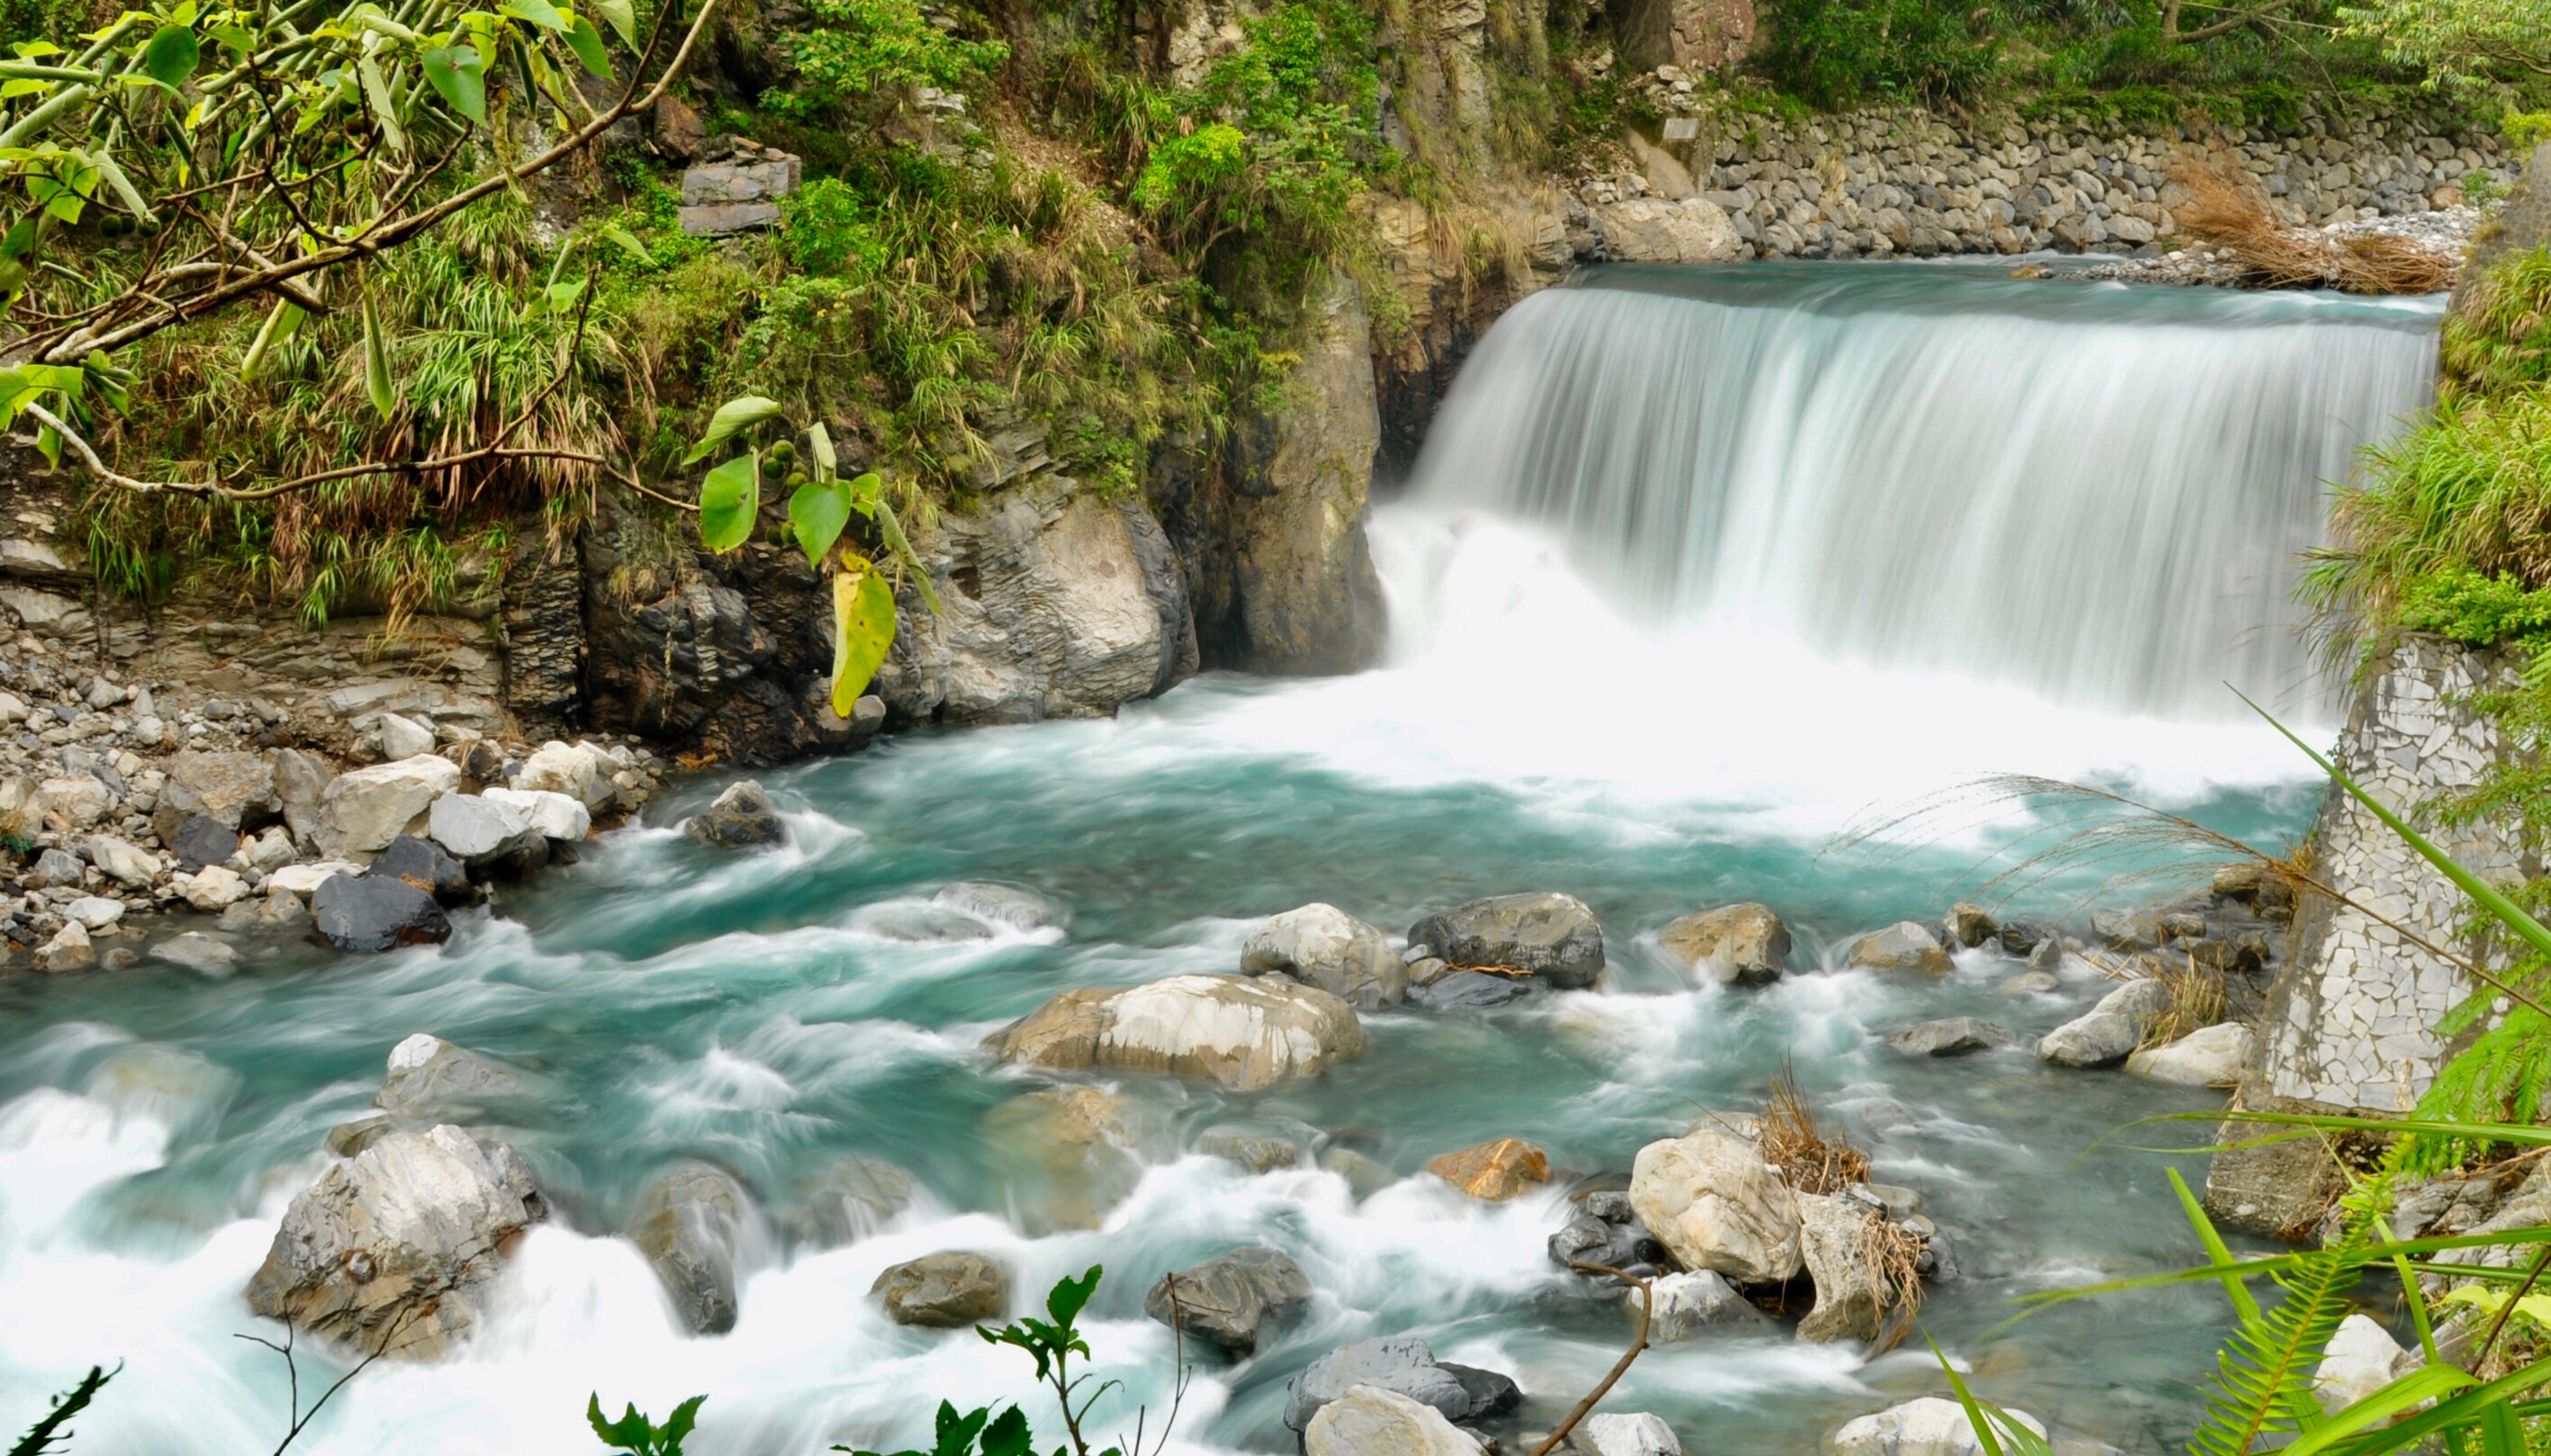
[2126,1022,2254,1086]
[1571,1413,1682,1456]
[2315,1313,2417,1412]
[1243,902,1407,1009]
[314,755,461,860]
[2040,978,2176,1068]
[986,973,1366,1091]
[482,786,590,841]
[83,834,161,887]
[515,741,615,808]
[1830,1398,2045,1456]
[1594,197,1743,262]
[243,1124,547,1360]
[1306,1386,1484,1456]
[1629,1128,1801,1284]
[426,792,537,863]
[36,774,112,832]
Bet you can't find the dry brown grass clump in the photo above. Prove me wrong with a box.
[1759,1064,1872,1195]
[2168,153,2457,295]
[1856,1215,1928,1350]
[2139,952,2232,1050]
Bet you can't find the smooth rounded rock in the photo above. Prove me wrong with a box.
[631,1162,756,1336]
[1285,1337,1474,1433]
[986,973,1366,1091]
[1848,922,1953,974]
[1244,902,1408,1009]
[1144,1246,1312,1355]
[686,780,786,849]
[1407,893,1605,989]
[1426,1138,1551,1201]
[873,1251,1009,1328]
[150,930,240,974]
[1830,1397,2044,1456]
[1659,902,1790,984]
[312,873,451,954]
[1886,1017,2013,1058]
[1305,1386,1484,1456]
[934,882,1057,931]
[1629,1129,1801,1284]
[2126,1022,2254,1086]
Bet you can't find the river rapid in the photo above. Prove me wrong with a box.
[0,264,2445,1455]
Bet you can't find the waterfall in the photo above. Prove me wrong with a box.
[1401,263,2444,719]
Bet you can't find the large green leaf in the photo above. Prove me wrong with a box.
[831,558,895,715]
[499,0,569,31]
[560,14,611,76]
[683,395,785,465]
[2169,1167,2263,1325]
[140,22,197,88]
[698,452,759,553]
[582,0,635,45]
[360,282,394,419]
[420,45,486,123]
[788,477,852,570]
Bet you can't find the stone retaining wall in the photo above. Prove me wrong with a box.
[1577,96,2525,260]
[2206,635,2529,1234]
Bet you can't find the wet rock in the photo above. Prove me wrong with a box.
[873,1251,1008,1328]
[324,1112,398,1158]
[1200,1123,1311,1173]
[2038,978,2174,1068]
[2126,1023,2253,1086]
[983,1086,1148,1234]
[1848,922,1953,974]
[2000,971,2060,996]
[1408,894,1604,989]
[1304,1386,1485,1456]
[243,1124,547,1360]
[686,780,787,849]
[1243,902,1408,1009]
[1996,921,2051,956]
[374,1033,525,1121]
[1285,1337,1476,1432]
[1443,1364,1520,1418]
[2027,937,2068,972]
[985,973,1366,1091]
[631,1163,756,1336]
[170,813,240,869]
[313,873,452,954]
[1570,1412,1682,1456]
[1637,1269,1760,1340]
[480,786,590,842]
[1426,1138,1551,1201]
[1409,969,1537,1009]
[1658,902,1789,984]
[426,792,540,867]
[174,864,249,911]
[375,835,470,905]
[150,931,240,975]
[1944,903,1998,948]
[1830,1398,2044,1456]
[1143,1246,1311,1355]
[516,740,616,807]
[934,882,1056,931]
[1322,1146,1398,1199]
[2315,1312,2416,1411]
[1795,1192,1884,1344]
[1549,1208,1667,1273]
[34,920,93,971]
[314,755,462,860]
[2091,908,2151,950]
[1886,1017,2013,1058]
[789,1155,914,1247]
[1629,1129,1801,1284]
[63,895,123,929]
[857,901,998,942]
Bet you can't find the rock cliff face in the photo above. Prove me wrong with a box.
[2206,636,2530,1235]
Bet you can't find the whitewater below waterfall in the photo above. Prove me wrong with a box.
[0,264,2442,1456]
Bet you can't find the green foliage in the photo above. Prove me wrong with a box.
[771,0,1006,118]
[10,1364,114,1456]
[2398,566,2551,647]
[1753,0,2001,109]
[2188,1165,2387,1455]
[2337,0,2551,90]
[2311,390,2551,633]
[2442,247,2551,402]
[783,178,889,275]
[589,1393,706,1455]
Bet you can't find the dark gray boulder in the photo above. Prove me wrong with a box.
[686,780,786,849]
[1410,970,1538,1009]
[631,1163,756,1336]
[1285,1337,1490,1433]
[1441,1364,1521,1418]
[375,834,472,905]
[312,873,451,953]
[170,812,240,870]
[1408,894,1604,988]
[1885,1017,2014,1058]
[1143,1246,1312,1355]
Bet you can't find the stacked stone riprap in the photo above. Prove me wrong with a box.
[1560,99,2520,263]
[2206,636,2525,1235]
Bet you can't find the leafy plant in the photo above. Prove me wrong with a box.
[1753,0,2002,109]
[9,1364,114,1456]
[589,1394,706,1456]
[773,0,1006,118]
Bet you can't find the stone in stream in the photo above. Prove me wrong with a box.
[1549,1211,1665,1273]
[1304,1386,1485,1456]
[374,1033,527,1122]
[1658,902,1790,984]
[1795,1191,1886,1344]
[1242,902,1408,1009]
[427,791,541,868]
[982,1086,1149,1234]
[1635,1269,1761,1339]
[934,882,1058,931]
[1886,1017,2014,1058]
[985,973,1366,1091]
[34,921,94,971]
[1996,920,2052,956]
[1830,1398,2046,1456]
[1943,902,1998,948]
[244,1124,548,1360]
[62,895,122,929]
[630,1162,757,1336]
[374,834,471,905]
[1848,921,1953,974]
[170,812,241,870]
[312,872,451,954]
[1409,969,1538,1009]
[2000,971,2060,996]
[2314,1313,2417,1411]
[150,931,240,975]
[1629,1128,1801,1284]
[1199,1122,1313,1173]
[787,1155,915,1248]
[686,780,787,849]
[313,754,462,860]
[1285,1336,1484,1432]
[1143,1246,1312,1355]
[1427,1138,1551,1201]
[873,1251,1009,1327]
[1406,893,1605,989]
[2037,978,2175,1068]
[482,786,590,842]
[1569,1412,1684,1456]
[2127,1023,2254,1085]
